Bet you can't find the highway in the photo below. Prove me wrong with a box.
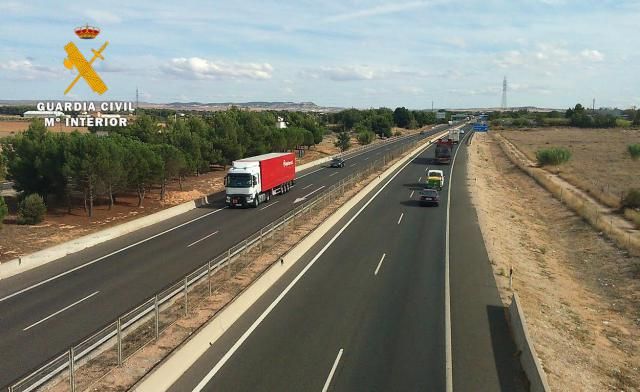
[167,129,524,391]
[0,126,447,388]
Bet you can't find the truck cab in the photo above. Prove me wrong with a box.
[225,161,263,207]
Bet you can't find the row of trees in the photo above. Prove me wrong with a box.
[2,109,327,217]
[329,107,438,146]
[489,105,640,128]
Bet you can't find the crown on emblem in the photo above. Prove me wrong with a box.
[74,24,100,39]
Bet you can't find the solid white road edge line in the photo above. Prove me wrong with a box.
[23,291,100,331]
[301,184,313,190]
[187,231,219,248]
[190,137,435,392]
[302,186,326,199]
[0,207,228,304]
[374,253,386,276]
[329,172,338,177]
[397,212,404,225]
[322,348,344,392]
[445,128,470,392]
[259,200,280,211]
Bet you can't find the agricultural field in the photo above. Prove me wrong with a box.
[500,127,640,209]
[0,119,88,136]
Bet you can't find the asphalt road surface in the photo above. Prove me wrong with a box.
[0,126,448,388]
[168,129,524,392]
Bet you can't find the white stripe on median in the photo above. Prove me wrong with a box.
[410,190,414,198]
[23,291,99,331]
[259,200,280,211]
[374,253,386,276]
[187,231,219,248]
[322,349,344,392]
[397,212,404,225]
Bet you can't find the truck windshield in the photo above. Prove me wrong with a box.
[226,174,252,188]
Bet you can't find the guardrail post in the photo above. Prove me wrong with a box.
[117,318,122,366]
[184,276,188,316]
[154,295,159,340]
[69,347,75,392]
[207,260,212,296]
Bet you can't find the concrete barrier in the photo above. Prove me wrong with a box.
[134,133,445,391]
[509,293,550,392]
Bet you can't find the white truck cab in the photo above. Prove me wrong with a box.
[225,161,263,207]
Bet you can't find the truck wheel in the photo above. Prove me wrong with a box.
[253,195,259,208]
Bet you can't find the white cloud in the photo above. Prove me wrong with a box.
[580,49,604,62]
[398,86,424,95]
[0,59,60,80]
[496,44,605,71]
[442,36,467,49]
[299,66,378,81]
[324,1,430,23]
[161,58,273,80]
[84,10,123,24]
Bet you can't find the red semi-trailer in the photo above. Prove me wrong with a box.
[434,140,453,164]
[225,152,296,208]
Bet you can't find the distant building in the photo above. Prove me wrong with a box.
[276,116,287,129]
[23,110,67,118]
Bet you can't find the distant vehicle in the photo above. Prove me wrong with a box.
[448,128,460,144]
[460,129,465,135]
[434,140,453,164]
[225,152,295,208]
[448,120,453,125]
[419,188,440,206]
[425,169,445,190]
[330,157,345,168]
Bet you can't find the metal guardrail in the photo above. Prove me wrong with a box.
[6,133,433,392]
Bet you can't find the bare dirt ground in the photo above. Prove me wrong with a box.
[467,132,640,391]
[500,127,640,208]
[0,119,88,137]
[0,127,428,263]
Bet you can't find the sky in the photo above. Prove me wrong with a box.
[0,0,638,109]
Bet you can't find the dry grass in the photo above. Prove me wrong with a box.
[0,120,88,137]
[495,133,640,256]
[500,127,640,209]
[468,132,640,391]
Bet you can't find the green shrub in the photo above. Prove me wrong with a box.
[0,196,7,227]
[536,147,572,166]
[622,189,640,209]
[628,144,640,159]
[18,193,46,225]
[357,130,375,145]
[394,130,402,137]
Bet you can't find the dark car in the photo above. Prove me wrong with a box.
[330,157,345,168]
[419,188,440,206]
